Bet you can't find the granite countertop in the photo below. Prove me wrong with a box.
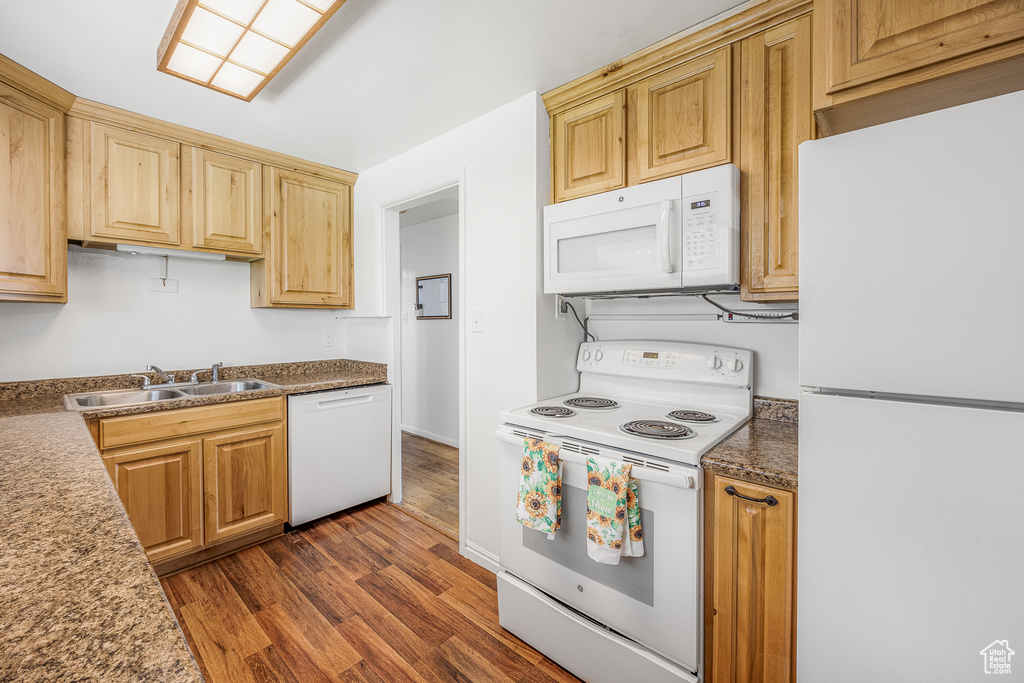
[0,413,203,682]
[0,358,388,681]
[700,397,799,490]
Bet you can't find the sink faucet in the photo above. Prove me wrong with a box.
[147,364,175,384]
[189,362,224,384]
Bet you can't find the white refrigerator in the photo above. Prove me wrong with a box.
[798,91,1024,681]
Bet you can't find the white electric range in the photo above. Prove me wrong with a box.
[495,340,752,683]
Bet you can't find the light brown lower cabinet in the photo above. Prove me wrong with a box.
[705,472,796,683]
[97,397,287,574]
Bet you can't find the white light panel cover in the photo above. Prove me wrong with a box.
[252,0,320,47]
[198,0,264,25]
[230,30,290,74]
[211,61,265,97]
[166,42,223,82]
[181,7,244,57]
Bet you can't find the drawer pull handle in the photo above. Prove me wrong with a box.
[724,485,778,506]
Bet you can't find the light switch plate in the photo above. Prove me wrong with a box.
[471,308,483,333]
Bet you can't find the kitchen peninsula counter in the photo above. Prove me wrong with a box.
[0,358,388,682]
[701,397,798,489]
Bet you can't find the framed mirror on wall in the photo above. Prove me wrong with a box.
[416,273,451,319]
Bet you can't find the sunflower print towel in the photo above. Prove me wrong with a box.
[586,456,644,565]
[516,439,562,538]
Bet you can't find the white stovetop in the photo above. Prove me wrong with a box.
[499,391,748,468]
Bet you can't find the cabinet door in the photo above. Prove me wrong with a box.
[707,474,795,683]
[551,90,625,202]
[824,0,1024,95]
[105,440,204,563]
[0,82,66,302]
[258,167,353,307]
[88,122,180,245]
[189,148,261,255]
[203,424,286,544]
[740,15,812,302]
[635,47,731,182]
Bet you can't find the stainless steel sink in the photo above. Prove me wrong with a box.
[63,378,279,411]
[65,388,187,410]
[177,379,277,396]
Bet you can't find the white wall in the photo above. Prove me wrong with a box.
[0,247,346,382]
[400,214,460,446]
[343,92,580,566]
[586,296,799,399]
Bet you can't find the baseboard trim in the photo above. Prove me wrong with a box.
[401,425,459,448]
[462,540,500,574]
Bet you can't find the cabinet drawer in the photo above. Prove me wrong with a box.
[99,396,284,450]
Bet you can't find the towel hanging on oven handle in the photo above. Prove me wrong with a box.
[494,429,700,490]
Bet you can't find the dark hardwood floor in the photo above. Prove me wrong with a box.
[161,501,581,683]
[398,432,459,537]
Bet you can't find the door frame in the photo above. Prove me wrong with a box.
[377,168,467,550]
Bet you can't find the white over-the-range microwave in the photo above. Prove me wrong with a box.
[543,164,739,296]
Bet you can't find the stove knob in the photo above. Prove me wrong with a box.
[706,355,722,370]
[725,358,743,372]
[582,350,592,361]
[595,350,604,361]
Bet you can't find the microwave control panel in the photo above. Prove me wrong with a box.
[682,192,720,272]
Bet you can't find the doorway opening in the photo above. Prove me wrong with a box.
[396,186,460,537]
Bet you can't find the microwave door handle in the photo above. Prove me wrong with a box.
[657,200,673,273]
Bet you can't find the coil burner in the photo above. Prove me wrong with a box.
[530,406,576,418]
[666,410,718,423]
[620,420,695,440]
[563,397,620,410]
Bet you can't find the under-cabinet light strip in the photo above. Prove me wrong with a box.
[115,244,227,261]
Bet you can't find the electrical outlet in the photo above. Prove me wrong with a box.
[470,308,483,333]
[555,295,566,320]
[402,313,409,325]
[323,331,335,347]
[721,310,799,323]
[150,278,178,293]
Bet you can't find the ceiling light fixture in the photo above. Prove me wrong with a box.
[158,0,347,101]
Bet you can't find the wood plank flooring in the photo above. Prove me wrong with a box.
[161,501,582,683]
[399,432,459,536]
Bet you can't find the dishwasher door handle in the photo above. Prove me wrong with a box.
[314,394,377,409]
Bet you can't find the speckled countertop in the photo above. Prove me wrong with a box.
[701,396,799,489]
[0,358,387,681]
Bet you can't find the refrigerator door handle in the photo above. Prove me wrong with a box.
[724,484,778,506]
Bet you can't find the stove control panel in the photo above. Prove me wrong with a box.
[623,349,680,368]
[577,341,752,388]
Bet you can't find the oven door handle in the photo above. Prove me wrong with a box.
[495,429,700,490]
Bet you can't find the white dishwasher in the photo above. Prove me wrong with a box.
[288,383,392,526]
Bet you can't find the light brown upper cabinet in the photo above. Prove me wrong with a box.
[185,147,262,256]
[551,90,626,202]
[739,15,812,302]
[0,79,67,303]
[252,167,354,309]
[83,121,181,246]
[815,0,1024,134]
[635,47,731,182]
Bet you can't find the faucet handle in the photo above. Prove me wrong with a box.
[189,370,202,383]
[130,374,152,389]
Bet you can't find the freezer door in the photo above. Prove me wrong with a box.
[798,393,1024,682]
[798,90,1024,402]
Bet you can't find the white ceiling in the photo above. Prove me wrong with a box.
[0,0,743,173]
